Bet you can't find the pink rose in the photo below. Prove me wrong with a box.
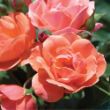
[0,85,37,110]
[27,32,106,102]
[28,0,94,33]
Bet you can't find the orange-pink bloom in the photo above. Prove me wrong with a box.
[0,85,37,110]
[0,12,36,71]
[27,32,106,102]
[28,0,94,33]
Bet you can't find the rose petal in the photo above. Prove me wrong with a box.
[42,35,70,65]
[84,74,98,87]
[96,53,107,77]
[28,0,46,27]
[53,27,81,35]
[88,1,95,16]
[0,85,24,100]
[25,96,37,110]
[32,69,64,102]
[1,98,16,110]
[25,46,42,71]
[71,39,97,58]
[46,0,71,7]
[0,34,26,62]
[47,79,75,92]
[70,6,88,28]
[0,58,21,71]
[43,10,71,31]
[17,96,37,110]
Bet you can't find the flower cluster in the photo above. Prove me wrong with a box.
[0,0,107,110]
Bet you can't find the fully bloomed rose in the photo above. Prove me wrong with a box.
[0,12,36,71]
[27,32,106,102]
[0,85,37,110]
[28,0,94,33]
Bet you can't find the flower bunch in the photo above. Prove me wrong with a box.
[0,0,108,110]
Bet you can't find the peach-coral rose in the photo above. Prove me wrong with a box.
[28,33,106,102]
[0,12,36,71]
[28,0,94,33]
[0,85,37,110]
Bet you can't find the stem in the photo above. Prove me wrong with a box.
[109,76,110,84]
[23,77,32,89]
[95,85,110,96]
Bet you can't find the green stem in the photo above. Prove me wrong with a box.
[95,85,110,96]
[23,77,32,89]
[109,76,110,84]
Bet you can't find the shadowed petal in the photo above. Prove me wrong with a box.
[32,69,64,102]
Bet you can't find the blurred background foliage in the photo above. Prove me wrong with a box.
[0,0,110,109]
[89,1,110,109]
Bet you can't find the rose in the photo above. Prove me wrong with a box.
[28,0,94,33]
[0,12,35,71]
[27,32,106,102]
[0,85,37,110]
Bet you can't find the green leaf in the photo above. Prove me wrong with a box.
[21,4,28,13]
[0,0,3,3]
[37,97,45,106]
[72,91,85,99]
[43,30,52,35]
[94,13,105,21]
[92,30,110,43]
[35,29,39,42]
[0,71,20,84]
[86,13,95,31]
[19,64,36,78]
[104,64,110,77]
[97,100,110,110]
[64,90,85,100]
[0,4,7,10]
[79,31,93,38]
[25,88,33,95]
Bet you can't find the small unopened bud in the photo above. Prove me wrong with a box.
[93,23,104,32]
[38,32,49,43]
[24,0,32,6]
[11,0,24,10]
